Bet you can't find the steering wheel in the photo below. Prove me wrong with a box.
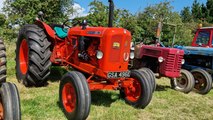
[62,19,82,28]
[62,19,73,28]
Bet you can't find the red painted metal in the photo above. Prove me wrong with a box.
[0,101,3,120]
[191,27,213,47]
[135,44,184,78]
[123,78,141,102]
[62,83,76,112]
[35,19,133,91]
[35,20,56,40]
[19,39,29,74]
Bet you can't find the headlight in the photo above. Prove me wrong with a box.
[181,59,185,64]
[130,51,134,59]
[158,56,164,63]
[96,50,103,59]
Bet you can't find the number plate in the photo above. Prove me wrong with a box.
[107,71,130,79]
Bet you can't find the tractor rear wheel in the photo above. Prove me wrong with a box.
[0,82,21,120]
[171,69,195,93]
[120,70,152,108]
[0,39,6,84]
[15,24,52,87]
[139,67,156,92]
[59,71,91,120]
[191,69,212,94]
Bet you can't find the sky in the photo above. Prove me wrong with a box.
[0,0,208,16]
[74,0,207,16]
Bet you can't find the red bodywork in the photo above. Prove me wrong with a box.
[134,44,184,78]
[35,20,134,91]
[191,27,213,47]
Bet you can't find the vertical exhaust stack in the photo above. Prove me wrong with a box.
[108,0,114,27]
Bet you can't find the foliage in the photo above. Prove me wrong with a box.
[0,14,6,27]
[3,0,74,25]
[192,0,202,22]
[0,0,212,44]
[206,0,213,23]
[181,7,193,23]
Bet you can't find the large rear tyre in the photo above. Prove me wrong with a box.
[120,70,152,108]
[171,69,195,93]
[0,82,21,120]
[59,71,91,120]
[0,39,6,84]
[191,69,212,95]
[15,24,52,87]
[139,67,156,92]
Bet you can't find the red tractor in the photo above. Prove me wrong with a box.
[15,0,153,119]
[0,38,21,120]
[131,22,195,93]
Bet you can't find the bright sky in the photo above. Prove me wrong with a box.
[74,0,207,15]
[0,0,208,15]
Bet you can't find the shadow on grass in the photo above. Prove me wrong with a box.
[48,66,68,82]
[56,91,120,110]
[155,84,171,91]
[91,91,119,107]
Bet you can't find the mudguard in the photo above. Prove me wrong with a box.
[35,20,56,39]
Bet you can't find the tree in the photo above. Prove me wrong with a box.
[191,0,201,21]
[86,1,109,27]
[0,14,6,27]
[136,1,184,45]
[3,0,74,26]
[200,3,208,22]
[180,7,193,23]
[206,0,213,23]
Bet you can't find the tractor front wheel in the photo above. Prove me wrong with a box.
[139,67,156,92]
[15,24,52,87]
[171,69,195,93]
[191,69,212,94]
[120,70,152,108]
[59,71,91,120]
[0,82,21,120]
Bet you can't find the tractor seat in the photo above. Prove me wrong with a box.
[54,27,68,39]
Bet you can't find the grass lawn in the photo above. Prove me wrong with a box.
[5,42,213,120]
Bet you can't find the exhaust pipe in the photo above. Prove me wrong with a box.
[108,0,114,27]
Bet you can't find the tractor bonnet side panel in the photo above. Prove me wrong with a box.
[99,28,131,72]
[137,45,184,78]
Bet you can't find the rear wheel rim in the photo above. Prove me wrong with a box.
[193,72,206,91]
[125,78,141,102]
[62,83,76,112]
[19,39,29,74]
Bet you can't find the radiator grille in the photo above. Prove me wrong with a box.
[164,53,183,73]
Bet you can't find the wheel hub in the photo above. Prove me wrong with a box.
[125,78,141,102]
[62,83,76,112]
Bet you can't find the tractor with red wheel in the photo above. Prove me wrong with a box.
[15,0,153,119]
[131,22,195,94]
[0,38,21,120]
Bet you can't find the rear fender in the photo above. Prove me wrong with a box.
[35,20,55,39]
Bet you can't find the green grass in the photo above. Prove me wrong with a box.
[5,42,213,120]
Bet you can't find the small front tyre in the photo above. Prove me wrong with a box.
[120,70,152,108]
[171,69,195,93]
[139,67,156,92]
[59,71,91,120]
[0,82,21,120]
